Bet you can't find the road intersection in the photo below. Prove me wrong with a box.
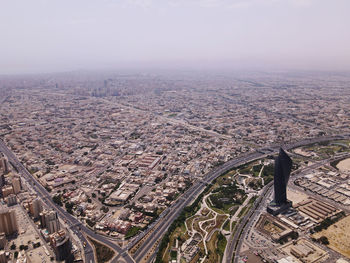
[1,134,348,263]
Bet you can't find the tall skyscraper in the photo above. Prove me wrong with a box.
[267,148,293,215]
[29,198,43,219]
[0,157,8,175]
[0,173,5,198]
[273,148,292,204]
[0,174,5,188]
[0,208,18,236]
[40,210,60,234]
[50,230,72,261]
[12,177,21,194]
[0,156,7,188]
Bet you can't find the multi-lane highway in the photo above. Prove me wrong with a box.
[226,182,273,263]
[132,151,266,262]
[228,136,350,263]
[0,139,134,263]
[1,133,348,263]
[229,153,350,263]
[132,134,348,263]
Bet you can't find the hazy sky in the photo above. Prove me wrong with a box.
[1,0,349,74]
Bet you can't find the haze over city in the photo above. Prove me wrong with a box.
[1,1,350,263]
[1,0,350,74]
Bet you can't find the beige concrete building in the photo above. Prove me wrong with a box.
[40,210,60,234]
[0,208,18,236]
[29,198,42,218]
[12,177,21,194]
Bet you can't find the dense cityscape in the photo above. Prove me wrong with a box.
[0,71,350,263]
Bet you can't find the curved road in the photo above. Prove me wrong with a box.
[133,134,348,263]
[1,134,348,263]
[0,139,134,263]
[227,135,350,263]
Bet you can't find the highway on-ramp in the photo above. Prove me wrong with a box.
[133,134,348,263]
[1,134,348,263]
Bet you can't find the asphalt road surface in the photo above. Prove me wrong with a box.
[0,139,134,263]
[1,133,348,263]
[133,134,348,263]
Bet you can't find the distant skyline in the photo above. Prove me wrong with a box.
[1,0,350,74]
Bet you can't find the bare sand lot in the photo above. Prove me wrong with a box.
[337,158,350,172]
[287,188,308,204]
[313,215,350,258]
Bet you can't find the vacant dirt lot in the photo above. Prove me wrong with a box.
[313,215,350,258]
[337,158,350,172]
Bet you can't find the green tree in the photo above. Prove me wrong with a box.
[319,236,329,245]
[52,195,62,206]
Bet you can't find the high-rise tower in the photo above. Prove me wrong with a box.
[273,148,292,204]
[50,230,72,261]
[41,210,60,234]
[0,156,8,188]
[29,198,43,219]
[0,157,8,175]
[12,177,21,194]
[0,208,18,236]
[267,148,293,215]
